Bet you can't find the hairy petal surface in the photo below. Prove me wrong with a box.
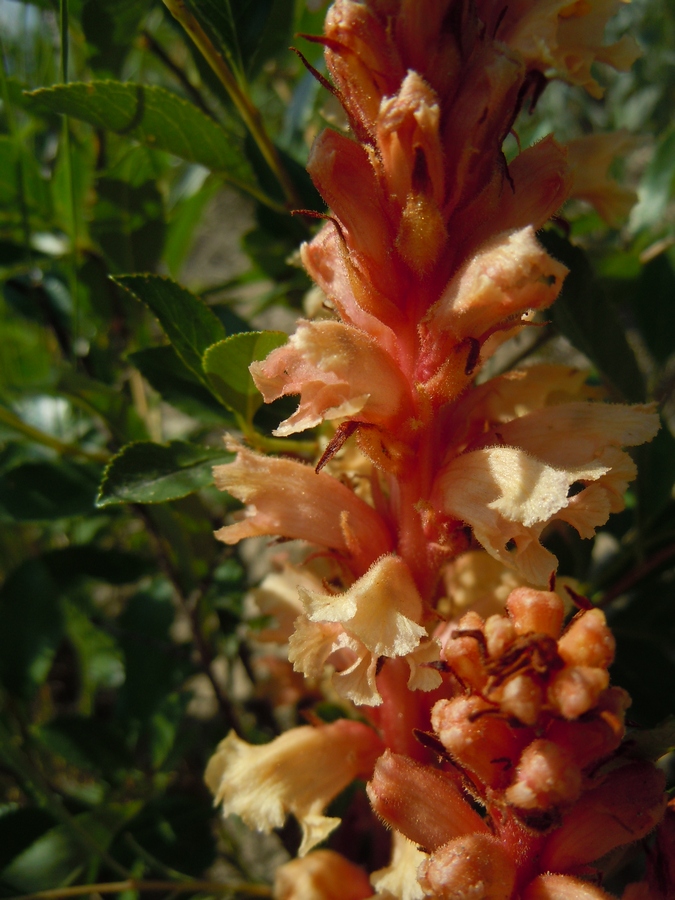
[213,440,392,575]
[205,721,384,857]
[251,320,413,436]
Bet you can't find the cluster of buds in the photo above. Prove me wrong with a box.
[206,0,668,897]
[368,587,666,898]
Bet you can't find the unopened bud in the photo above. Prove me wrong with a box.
[441,611,488,690]
[505,740,581,811]
[499,674,543,726]
[506,587,565,638]
[522,873,616,899]
[557,609,614,668]
[418,833,516,900]
[432,696,529,788]
[367,750,488,851]
[485,614,516,658]
[547,666,609,719]
[274,850,373,900]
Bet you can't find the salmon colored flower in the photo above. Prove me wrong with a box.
[213,439,392,576]
[250,320,414,436]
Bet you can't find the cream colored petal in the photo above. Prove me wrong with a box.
[371,831,427,900]
[288,615,344,680]
[406,639,443,692]
[491,402,660,469]
[556,0,641,98]
[433,446,609,585]
[301,555,427,657]
[205,721,383,857]
[334,647,381,706]
[249,565,319,643]
[425,227,567,343]
[567,131,638,226]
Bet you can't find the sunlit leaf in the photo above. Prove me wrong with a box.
[113,274,226,380]
[96,440,232,506]
[24,82,256,188]
[202,330,287,422]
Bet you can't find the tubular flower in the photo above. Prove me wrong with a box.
[288,554,442,706]
[209,0,664,897]
[205,720,384,857]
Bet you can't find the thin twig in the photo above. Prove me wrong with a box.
[132,504,244,736]
[7,880,272,900]
[0,406,109,463]
[140,30,216,120]
[161,0,300,208]
[599,540,675,606]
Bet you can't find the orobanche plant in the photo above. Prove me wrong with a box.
[204,1,672,899]
[1,0,675,898]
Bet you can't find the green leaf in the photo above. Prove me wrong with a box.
[540,231,645,402]
[81,0,153,74]
[112,274,226,380]
[2,806,137,893]
[97,440,233,506]
[630,125,675,232]
[23,81,255,187]
[37,718,132,778]
[0,808,57,873]
[0,460,100,521]
[181,0,242,74]
[91,177,166,273]
[57,368,148,443]
[631,253,675,365]
[0,556,148,703]
[183,0,295,77]
[129,346,230,423]
[163,177,220,278]
[0,560,64,696]
[116,582,191,724]
[202,330,287,421]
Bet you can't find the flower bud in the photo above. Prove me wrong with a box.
[557,609,615,668]
[418,833,516,900]
[441,611,488,690]
[505,740,581,811]
[274,850,373,900]
[432,696,529,789]
[367,750,488,851]
[484,614,516,659]
[499,674,543,726]
[506,587,565,638]
[547,666,609,719]
[522,873,615,900]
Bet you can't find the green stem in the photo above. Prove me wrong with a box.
[7,880,272,900]
[59,0,80,349]
[0,37,31,257]
[0,405,109,463]
[161,0,301,208]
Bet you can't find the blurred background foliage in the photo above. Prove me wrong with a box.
[0,0,674,896]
